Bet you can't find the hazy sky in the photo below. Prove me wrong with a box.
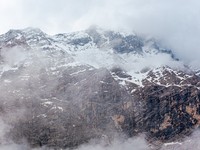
[0,0,200,64]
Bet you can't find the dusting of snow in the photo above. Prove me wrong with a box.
[37,114,47,118]
[164,142,183,146]
[57,106,64,111]
[3,79,12,83]
[42,101,53,107]
[70,69,86,76]
[0,27,195,90]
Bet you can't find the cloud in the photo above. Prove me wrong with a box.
[76,135,149,150]
[0,0,200,65]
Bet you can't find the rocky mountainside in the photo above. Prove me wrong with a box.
[0,26,200,149]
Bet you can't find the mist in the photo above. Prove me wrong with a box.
[0,136,150,150]
[0,41,197,150]
[0,45,150,149]
[0,0,200,149]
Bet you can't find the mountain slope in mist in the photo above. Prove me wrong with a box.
[0,27,200,149]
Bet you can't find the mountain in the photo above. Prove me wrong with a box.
[0,27,200,149]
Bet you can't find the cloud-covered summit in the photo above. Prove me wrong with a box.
[1,0,200,66]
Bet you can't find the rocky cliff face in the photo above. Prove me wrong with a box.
[0,27,199,149]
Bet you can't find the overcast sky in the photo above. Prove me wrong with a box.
[0,0,200,64]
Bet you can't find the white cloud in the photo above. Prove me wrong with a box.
[0,0,200,66]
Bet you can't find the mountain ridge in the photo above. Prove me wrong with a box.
[0,27,200,149]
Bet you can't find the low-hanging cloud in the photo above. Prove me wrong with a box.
[0,1,200,149]
[76,135,150,150]
[0,46,151,149]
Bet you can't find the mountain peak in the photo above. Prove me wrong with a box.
[22,27,44,34]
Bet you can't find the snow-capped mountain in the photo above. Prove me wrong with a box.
[0,26,183,84]
[0,27,200,149]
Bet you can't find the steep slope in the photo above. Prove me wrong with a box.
[0,27,199,149]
